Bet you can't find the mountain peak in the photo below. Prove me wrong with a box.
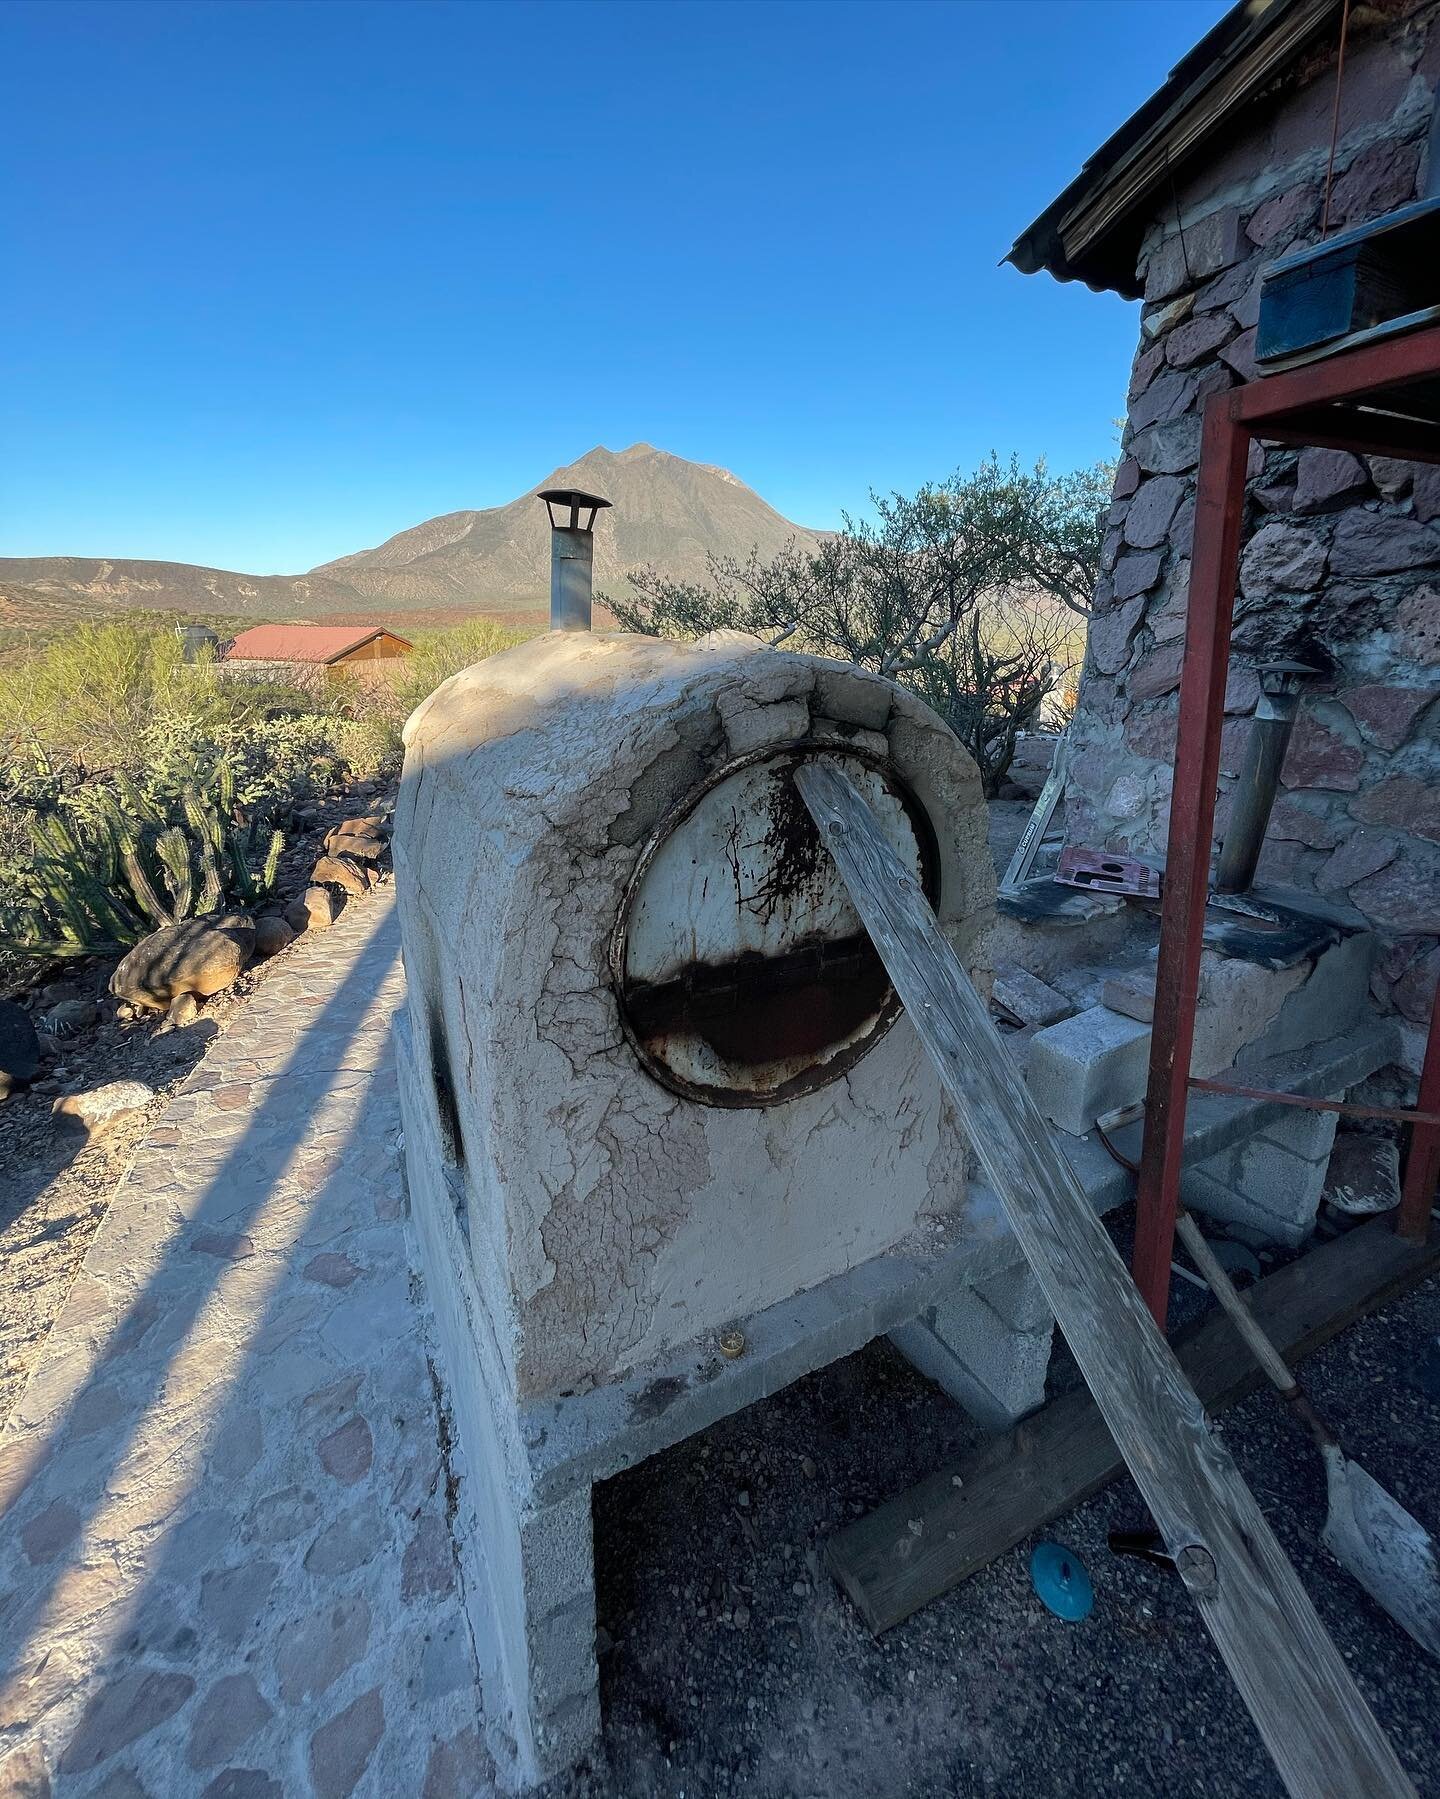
[0,445,821,628]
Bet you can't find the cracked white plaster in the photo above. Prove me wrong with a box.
[396,632,995,1400]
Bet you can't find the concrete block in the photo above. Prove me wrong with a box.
[992,966,1073,1028]
[1026,1005,1152,1136]
[1187,1100,1340,1248]
[890,1259,1054,1431]
[1102,969,1154,1023]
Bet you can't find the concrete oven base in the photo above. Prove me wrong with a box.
[396,1009,1058,1789]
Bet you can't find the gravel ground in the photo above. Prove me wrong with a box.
[4,785,1435,1795]
[557,1262,1440,1799]
[548,801,1440,1799]
[0,777,394,1427]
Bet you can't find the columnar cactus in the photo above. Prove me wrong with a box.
[0,754,288,959]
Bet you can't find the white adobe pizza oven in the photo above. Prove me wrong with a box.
[393,626,1052,1786]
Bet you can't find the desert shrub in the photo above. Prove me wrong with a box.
[0,744,285,961]
[391,617,531,718]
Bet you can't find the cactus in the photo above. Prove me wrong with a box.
[0,751,287,960]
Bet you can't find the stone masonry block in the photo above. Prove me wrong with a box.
[1026,1005,1152,1136]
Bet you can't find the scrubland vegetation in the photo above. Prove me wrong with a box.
[605,455,1106,796]
[0,615,528,977]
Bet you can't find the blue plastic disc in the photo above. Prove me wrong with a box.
[1029,1541,1094,1621]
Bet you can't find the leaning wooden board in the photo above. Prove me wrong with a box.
[793,758,1416,1799]
[830,1210,1440,1633]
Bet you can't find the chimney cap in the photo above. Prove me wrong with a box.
[538,488,612,533]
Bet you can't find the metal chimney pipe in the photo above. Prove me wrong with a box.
[538,488,612,633]
[1214,658,1324,894]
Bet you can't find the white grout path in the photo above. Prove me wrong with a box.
[0,891,496,1798]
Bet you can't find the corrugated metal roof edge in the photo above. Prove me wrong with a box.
[1004,0,1340,298]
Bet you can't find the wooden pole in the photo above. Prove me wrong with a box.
[794,757,1415,1799]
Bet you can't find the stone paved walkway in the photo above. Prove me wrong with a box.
[0,892,493,1797]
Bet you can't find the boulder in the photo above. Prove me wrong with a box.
[110,914,256,1011]
[165,992,200,1030]
[1322,1132,1400,1217]
[0,998,41,1084]
[324,827,387,864]
[53,1079,154,1141]
[44,998,99,1036]
[287,886,338,933]
[312,854,369,897]
[252,914,296,960]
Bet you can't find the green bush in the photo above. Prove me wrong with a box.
[1,745,285,960]
[391,617,531,718]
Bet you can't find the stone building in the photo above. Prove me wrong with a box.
[1010,0,1439,1071]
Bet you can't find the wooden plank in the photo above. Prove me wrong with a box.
[793,758,1416,1799]
[830,1213,1440,1634]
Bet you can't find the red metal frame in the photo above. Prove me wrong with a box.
[1133,322,1440,1323]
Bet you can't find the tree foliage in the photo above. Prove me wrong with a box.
[602,455,1104,794]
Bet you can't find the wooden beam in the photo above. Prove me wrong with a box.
[793,758,1416,1799]
[829,1212,1440,1633]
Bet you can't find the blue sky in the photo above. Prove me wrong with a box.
[2,0,1223,573]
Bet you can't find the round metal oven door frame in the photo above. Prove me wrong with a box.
[608,739,940,1109]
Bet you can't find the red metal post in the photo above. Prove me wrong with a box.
[1397,976,1440,1243]
[1132,393,1251,1324]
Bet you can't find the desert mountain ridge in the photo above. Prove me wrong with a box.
[0,445,824,634]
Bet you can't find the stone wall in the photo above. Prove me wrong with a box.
[1068,0,1440,1064]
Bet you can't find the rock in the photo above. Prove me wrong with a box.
[1328,137,1420,232]
[1315,828,1399,892]
[311,855,369,898]
[0,997,42,1084]
[1336,683,1433,751]
[166,992,200,1030]
[1367,457,1415,499]
[0,1072,12,1103]
[324,827,387,863]
[1247,184,1318,249]
[1112,551,1164,601]
[44,998,98,1037]
[1328,510,1440,577]
[110,915,256,1010]
[286,886,337,933]
[52,1079,154,1141]
[1112,457,1141,498]
[1128,341,1167,399]
[1128,642,1186,702]
[1350,849,1440,932]
[1130,418,1200,476]
[1279,716,1364,791]
[251,914,295,960]
[1413,468,1440,525]
[1144,207,1244,301]
[1238,522,1328,599]
[1123,475,1186,549]
[1087,597,1145,675]
[1217,327,1258,381]
[1353,775,1440,845]
[1102,969,1155,1024]
[1323,1132,1400,1216]
[1291,449,1369,514]
[1165,310,1236,369]
[1391,588,1440,665]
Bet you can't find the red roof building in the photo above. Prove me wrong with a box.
[221,624,413,667]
